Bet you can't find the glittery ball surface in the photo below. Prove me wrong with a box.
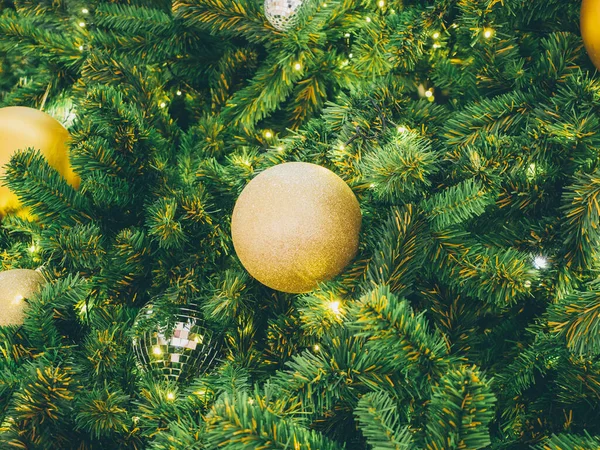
[0,269,44,326]
[231,162,362,293]
[264,0,305,31]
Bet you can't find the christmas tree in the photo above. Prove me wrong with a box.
[0,0,599,448]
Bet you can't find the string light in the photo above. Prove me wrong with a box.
[339,144,345,151]
[176,90,182,96]
[160,102,166,108]
[277,146,284,152]
[378,0,385,7]
[370,183,376,188]
[433,43,441,49]
[425,90,433,98]
[81,8,89,14]
[264,130,273,139]
[78,45,84,51]
[166,392,175,401]
[483,28,494,39]
[28,243,37,253]
[432,32,440,39]
[344,32,350,38]
[348,53,353,58]
[328,300,342,316]
[152,346,162,355]
[524,280,532,288]
[342,59,349,67]
[294,62,302,71]
[365,16,372,23]
[397,126,407,133]
[322,3,327,7]
[533,255,549,269]
[314,344,320,351]
[79,22,86,28]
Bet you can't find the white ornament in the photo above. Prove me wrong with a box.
[264,0,305,31]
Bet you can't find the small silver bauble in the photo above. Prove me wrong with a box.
[132,303,221,382]
[264,0,305,31]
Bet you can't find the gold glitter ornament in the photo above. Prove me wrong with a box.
[0,269,45,327]
[0,106,80,216]
[264,0,306,31]
[582,0,600,70]
[231,162,361,293]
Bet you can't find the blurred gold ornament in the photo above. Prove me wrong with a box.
[0,106,80,216]
[0,269,44,327]
[581,0,600,70]
[231,162,361,293]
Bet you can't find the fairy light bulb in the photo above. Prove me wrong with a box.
[264,130,273,139]
[425,90,433,98]
[433,32,440,39]
[81,8,89,14]
[328,300,342,316]
[533,255,549,269]
[152,346,162,355]
[397,126,407,133]
[365,16,372,23]
[483,28,494,39]
[294,62,302,71]
[378,0,385,7]
[176,90,182,96]
[79,22,86,28]
[166,392,175,401]
[344,32,350,38]
[78,45,84,51]
[160,102,166,108]
[314,344,320,351]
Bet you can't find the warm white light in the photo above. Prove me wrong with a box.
[370,183,376,188]
[277,146,284,152]
[78,45,84,51]
[344,33,350,38]
[433,32,440,39]
[533,256,549,269]
[365,17,372,23]
[348,53,353,58]
[425,90,433,98]
[342,59,349,66]
[176,90,182,96]
[152,346,162,355]
[433,43,441,49]
[160,102,166,108]
[294,62,302,71]
[397,126,407,133]
[166,392,175,401]
[339,144,345,151]
[322,3,327,7]
[82,8,89,14]
[524,280,532,288]
[483,28,493,39]
[328,301,341,316]
[314,344,320,351]
[28,244,36,253]
[378,0,385,7]
[264,131,273,139]
[79,22,86,28]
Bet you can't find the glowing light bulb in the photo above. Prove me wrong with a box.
[433,32,440,39]
[425,90,433,98]
[78,45,84,51]
[28,244,37,253]
[433,43,441,49]
[176,90,182,96]
[277,146,284,152]
[152,346,162,355]
[328,300,341,316]
[348,53,353,58]
[483,28,494,39]
[339,144,345,151]
[524,280,532,288]
[166,392,175,401]
[533,255,549,269]
[344,32,350,38]
[79,22,86,28]
[378,0,385,7]
[397,126,407,133]
[370,183,376,188]
[264,131,273,139]
[365,16,372,23]
[322,2,327,6]
[314,344,320,351]
[294,62,302,71]
[82,8,89,14]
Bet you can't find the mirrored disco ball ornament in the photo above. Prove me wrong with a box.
[264,0,305,31]
[132,303,221,382]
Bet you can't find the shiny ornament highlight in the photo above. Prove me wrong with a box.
[231,162,361,293]
[0,269,45,327]
[0,106,80,215]
[581,0,600,70]
[132,303,221,382]
[264,0,305,31]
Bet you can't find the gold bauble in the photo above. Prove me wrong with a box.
[0,106,80,215]
[231,162,362,293]
[582,0,600,70]
[0,269,44,327]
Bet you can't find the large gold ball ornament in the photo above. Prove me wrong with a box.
[0,269,45,327]
[581,0,600,70]
[231,162,362,293]
[0,106,80,215]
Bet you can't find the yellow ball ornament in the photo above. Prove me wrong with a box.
[581,0,600,70]
[0,106,80,216]
[0,269,45,327]
[231,162,361,293]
